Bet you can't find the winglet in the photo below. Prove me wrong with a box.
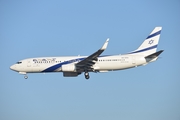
[101,38,109,50]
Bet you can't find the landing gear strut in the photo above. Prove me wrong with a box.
[24,75,28,79]
[84,72,90,80]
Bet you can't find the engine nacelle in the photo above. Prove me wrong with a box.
[61,64,76,72]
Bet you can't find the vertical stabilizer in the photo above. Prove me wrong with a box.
[130,27,162,55]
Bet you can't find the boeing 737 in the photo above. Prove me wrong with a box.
[10,27,163,79]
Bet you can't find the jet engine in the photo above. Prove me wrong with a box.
[61,64,76,72]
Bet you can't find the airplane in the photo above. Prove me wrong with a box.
[10,27,163,80]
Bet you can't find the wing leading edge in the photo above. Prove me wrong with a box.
[76,38,109,71]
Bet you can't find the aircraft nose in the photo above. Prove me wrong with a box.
[10,64,16,71]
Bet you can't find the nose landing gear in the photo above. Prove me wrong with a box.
[24,75,28,79]
[84,72,90,80]
[19,72,28,79]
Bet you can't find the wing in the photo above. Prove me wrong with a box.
[76,38,109,72]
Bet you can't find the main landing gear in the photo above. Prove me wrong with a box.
[84,72,90,80]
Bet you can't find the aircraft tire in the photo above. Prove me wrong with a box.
[24,75,28,79]
[84,72,90,79]
[85,75,90,79]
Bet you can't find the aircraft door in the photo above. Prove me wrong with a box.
[27,60,31,67]
[132,56,136,65]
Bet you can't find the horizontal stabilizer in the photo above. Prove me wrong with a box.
[145,50,164,62]
[145,50,164,59]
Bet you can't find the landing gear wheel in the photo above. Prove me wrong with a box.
[85,75,90,79]
[24,75,28,79]
[84,72,90,80]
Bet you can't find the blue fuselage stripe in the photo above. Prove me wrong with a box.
[129,45,157,54]
[42,58,85,72]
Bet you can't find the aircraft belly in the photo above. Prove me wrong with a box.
[97,62,132,70]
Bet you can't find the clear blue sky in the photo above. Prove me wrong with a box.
[0,0,180,120]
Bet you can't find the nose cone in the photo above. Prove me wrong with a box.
[10,64,17,71]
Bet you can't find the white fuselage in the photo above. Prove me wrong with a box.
[10,54,148,73]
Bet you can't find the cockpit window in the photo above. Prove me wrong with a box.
[17,62,22,64]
